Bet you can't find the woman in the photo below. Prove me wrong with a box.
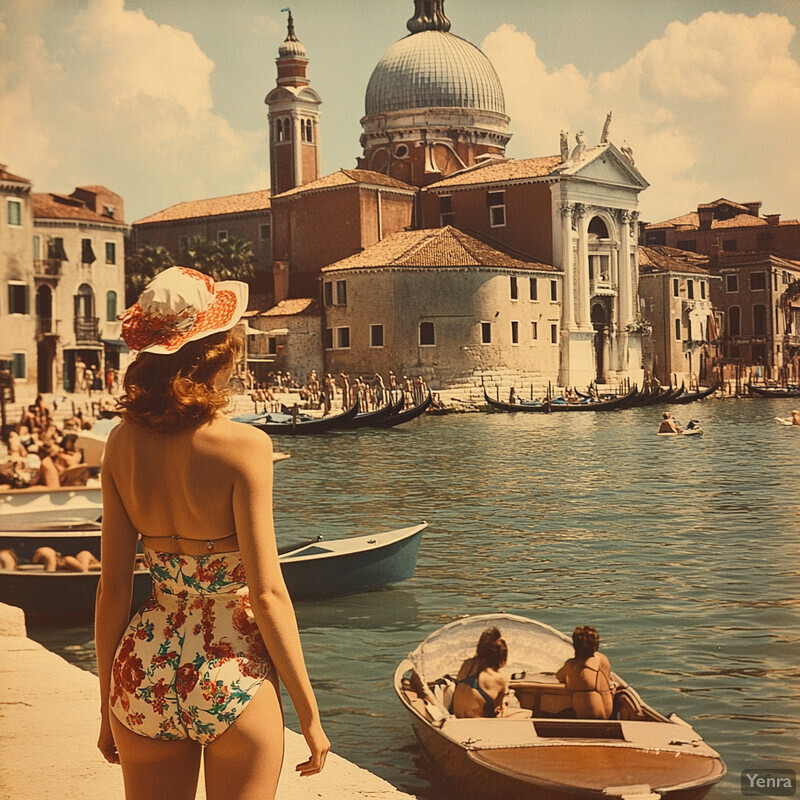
[95,267,329,800]
[452,627,508,718]
[556,625,614,719]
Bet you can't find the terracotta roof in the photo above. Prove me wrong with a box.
[426,156,562,189]
[260,298,319,317]
[712,252,800,271]
[322,226,557,273]
[638,245,709,275]
[33,193,121,224]
[0,166,31,184]
[135,190,272,224]
[272,169,415,200]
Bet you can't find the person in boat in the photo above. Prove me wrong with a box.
[0,549,19,569]
[792,410,800,426]
[556,625,614,720]
[452,627,509,718]
[508,387,517,404]
[658,412,682,434]
[32,546,100,572]
[94,266,329,798]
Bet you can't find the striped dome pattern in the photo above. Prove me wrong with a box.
[365,31,505,116]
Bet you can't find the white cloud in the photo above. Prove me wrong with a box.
[0,0,269,221]
[483,12,800,221]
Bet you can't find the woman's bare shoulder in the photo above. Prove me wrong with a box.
[205,417,273,453]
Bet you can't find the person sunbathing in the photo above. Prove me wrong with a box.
[556,625,614,720]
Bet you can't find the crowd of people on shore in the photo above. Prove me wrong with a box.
[0,394,96,489]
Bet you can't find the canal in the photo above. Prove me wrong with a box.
[33,397,800,799]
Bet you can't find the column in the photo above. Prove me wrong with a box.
[618,210,633,328]
[560,204,575,329]
[574,204,591,329]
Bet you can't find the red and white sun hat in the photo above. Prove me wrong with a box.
[121,266,248,354]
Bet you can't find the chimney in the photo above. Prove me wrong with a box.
[766,213,781,226]
[698,207,713,230]
[745,201,762,217]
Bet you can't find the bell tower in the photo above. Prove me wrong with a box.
[265,9,321,195]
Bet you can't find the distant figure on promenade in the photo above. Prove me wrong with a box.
[95,267,328,798]
[556,625,614,720]
[373,373,385,405]
[84,365,95,396]
[658,412,681,434]
[509,387,517,404]
[453,627,508,719]
[74,357,86,394]
[106,366,116,394]
[792,410,800,426]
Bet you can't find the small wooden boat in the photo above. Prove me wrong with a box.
[278,522,426,599]
[372,391,432,427]
[232,401,359,435]
[484,388,637,413]
[748,384,800,398]
[340,394,404,429]
[775,417,800,426]
[0,565,153,623]
[395,613,726,800]
[0,523,102,561]
[0,486,103,530]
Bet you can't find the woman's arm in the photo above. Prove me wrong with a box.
[94,432,140,764]
[232,429,330,776]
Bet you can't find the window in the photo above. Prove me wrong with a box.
[268,337,277,355]
[260,224,271,241]
[687,319,693,341]
[8,282,29,314]
[487,190,505,228]
[673,278,680,298]
[49,237,68,261]
[282,119,291,141]
[370,324,384,347]
[419,321,435,346]
[700,281,706,299]
[12,352,26,379]
[105,241,116,265]
[178,236,188,251]
[753,304,767,335]
[7,199,21,226]
[687,279,694,300]
[645,230,667,246]
[722,239,737,252]
[676,239,697,252]
[675,318,682,341]
[531,321,538,340]
[336,280,347,305]
[728,306,741,336]
[510,276,518,300]
[217,230,228,242]
[106,291,117,322]
[439,195,454,227]
[550,324,558,344]
[335,327,350,349]
[749,271,766,291]
[589,255,609,281]
[529,277,537,300]
[301,119,313,142]
[81,238,96,265]
[481,322,492,344]
[323,281,333,306]
[550,280,558,302]
[511,320,519,344]
[725,274,738,292]
[323,328,333,349]
[33,236,41,260]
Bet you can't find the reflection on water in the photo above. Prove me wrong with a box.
[32,399,800,799]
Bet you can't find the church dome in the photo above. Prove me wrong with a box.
[365,30,505,117]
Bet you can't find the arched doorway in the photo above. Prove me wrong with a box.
[591,302,609,383]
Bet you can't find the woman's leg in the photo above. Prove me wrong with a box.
[203,672,285,800]
[110,713,202,800]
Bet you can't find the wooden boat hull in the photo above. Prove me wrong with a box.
[279,523,426,599]
[0,486,103,529]
[748,385,800,398]
[484,389,637,413]
[373,392,432,427]
[0,567,153,623]
[233,401,359,435]
[671,384,718,404]
[395,613,725,800]
[341,395,404,429]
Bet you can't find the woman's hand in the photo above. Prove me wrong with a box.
[97,716,120,764]
[296,720,330,777]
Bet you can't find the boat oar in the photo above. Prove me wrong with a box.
[277,535,324,556]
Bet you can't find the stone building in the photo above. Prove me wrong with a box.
[32,186,128,393]
[644,198,800,259]
[1,165,36,390]
[320,226,560,390]
[638,246,717,386]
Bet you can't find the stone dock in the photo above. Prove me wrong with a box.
[0,603,415,800]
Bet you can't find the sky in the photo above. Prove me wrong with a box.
[2,0,799,227]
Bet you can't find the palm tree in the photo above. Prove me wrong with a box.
[214,236,255,282]
[185,236,220,277]
[125,245,175,305]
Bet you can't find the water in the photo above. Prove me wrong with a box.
[30,398,800,799]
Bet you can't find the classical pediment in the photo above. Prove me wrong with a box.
[554,143,649,190]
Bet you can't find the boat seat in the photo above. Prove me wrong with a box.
[612,686,645,721]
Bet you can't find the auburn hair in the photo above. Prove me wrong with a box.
[572,625,601,660]
[119,330,243,432]
[476,627,508,671]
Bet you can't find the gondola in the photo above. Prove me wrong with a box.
[395,613,726,800]
[748,384,800,398]
[372,391,432,427]
[483,387,637,413]
[630,384,676,407]
[232,400,359,435]
[340,393,405,429]
[671,382,718,404]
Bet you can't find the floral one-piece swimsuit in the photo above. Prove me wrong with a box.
[109,545,273,744]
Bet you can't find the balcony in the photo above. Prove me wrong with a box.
[785,333,800,347]
[36,317,60,338]
[590,279,615,297]
[74,316,100,344]
[682,299,696,314]
[34,259,62,280]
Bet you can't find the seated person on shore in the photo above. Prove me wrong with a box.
[35,444,62,488]
[556,625,614,720]
[452,627,508,718]
[658,412,681,434]
[32,546,100,572]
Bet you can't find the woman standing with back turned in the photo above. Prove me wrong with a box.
[95,267,329,800]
